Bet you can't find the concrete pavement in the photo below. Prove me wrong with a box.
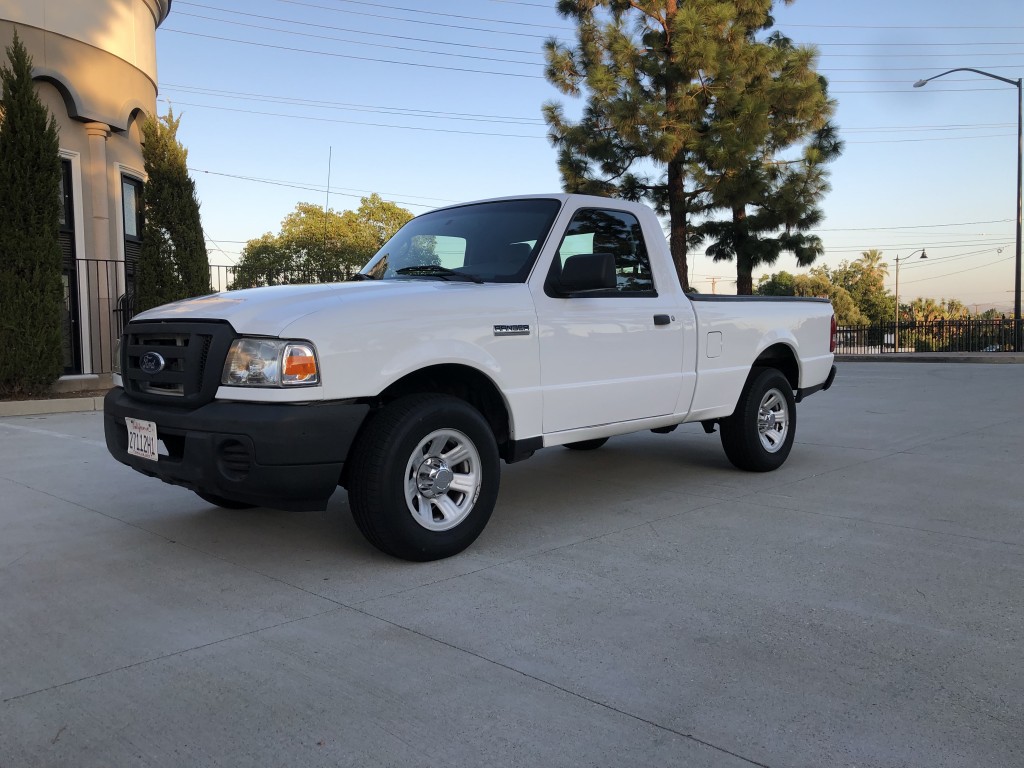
[1,362,1022,767]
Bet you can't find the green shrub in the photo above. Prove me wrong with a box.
[0,32,63,396]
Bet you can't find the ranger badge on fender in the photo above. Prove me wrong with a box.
[493,324,530,337]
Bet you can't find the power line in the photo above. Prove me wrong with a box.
[490,0,556,6]
[269,0,556,39]
[160,82,1014,131]
[823,239,1013,252]
[811,41,1024,47]
[157,98,544,137]
[189,163,1016,243]
[161,85,1014,135]
[817,51,1024,58]
[163,80,1023,140]
[188,166,459,208]
[171,10,543,66]
[160,96,1021,145]
[843,132,1015,144]
[815,219,1012,232]
[820,64,1021,71]
[203,229,238,264]
[830,86,1013,93]
[157,98,1024,146]
[178,3,1024,60]
[176,2,543,54]
[290,0,572,31]
[841,122,1014,131]
[162,82,1017,137]
[782,22,1024,30]
[897,246,1012,271]
[898,254,1014,285]
[159,29,545,78]
[160,84,547,124]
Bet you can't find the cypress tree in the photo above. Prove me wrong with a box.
[0,31,63,396]
[136,109,209,311]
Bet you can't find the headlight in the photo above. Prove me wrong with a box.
[221,338,320,387]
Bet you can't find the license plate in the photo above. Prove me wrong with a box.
[126,417,158,461]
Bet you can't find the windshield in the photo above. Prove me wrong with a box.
[359,199,562,283]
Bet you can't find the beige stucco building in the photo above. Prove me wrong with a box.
[0,0,171,378]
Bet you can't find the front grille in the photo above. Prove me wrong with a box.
[122,320,235,407]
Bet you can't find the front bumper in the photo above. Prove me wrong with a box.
[104,388,369,511]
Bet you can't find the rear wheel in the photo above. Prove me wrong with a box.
[720,367,796,472]
[347,394,500,561]
[563,437,609,451]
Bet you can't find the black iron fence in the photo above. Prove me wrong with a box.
[71,260,238,374]
[210,264,236,293]
[836,319,1022,354]
[71,259,123,375]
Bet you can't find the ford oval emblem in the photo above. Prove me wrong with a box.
[139,351,166,374]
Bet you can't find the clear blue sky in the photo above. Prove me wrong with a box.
[156,0,1024,312]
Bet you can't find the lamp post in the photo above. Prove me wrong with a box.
[894,248,927,352]
[913,68,1023,351]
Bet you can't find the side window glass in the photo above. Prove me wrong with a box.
[555,209,655,294]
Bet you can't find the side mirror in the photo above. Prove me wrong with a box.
[557,252,615,295]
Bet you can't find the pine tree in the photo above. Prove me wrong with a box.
[694,25,841,294]
[544,1,840,293]
[0,32,63,396]
[136,109,209,311]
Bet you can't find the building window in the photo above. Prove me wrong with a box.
[121,176,143,324]
[59,159,81,374]
[122,176,143,243]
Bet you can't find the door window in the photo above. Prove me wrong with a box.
[550,208,656,295]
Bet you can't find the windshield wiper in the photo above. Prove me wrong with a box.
[395,265,483,284]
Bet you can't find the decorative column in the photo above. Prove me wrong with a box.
[84,122,113,373]
[84,122,112,261]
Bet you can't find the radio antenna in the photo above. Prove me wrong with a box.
[323,146,332,252]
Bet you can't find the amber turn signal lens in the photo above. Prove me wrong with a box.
[283,354,317,378]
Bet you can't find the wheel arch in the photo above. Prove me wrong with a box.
[352,363,514,464]
[751,342,799,390]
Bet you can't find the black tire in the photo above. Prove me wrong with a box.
[563,437,609,451]
[194,491,257,509]
[719,367,796,472]
[346,394,500,561]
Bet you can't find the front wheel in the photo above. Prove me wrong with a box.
[719,367,796,472]
[346,394,500,561]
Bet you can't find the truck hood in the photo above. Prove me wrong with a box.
[131,280,526,337]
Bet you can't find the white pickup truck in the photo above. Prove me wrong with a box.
[105,194,836,560]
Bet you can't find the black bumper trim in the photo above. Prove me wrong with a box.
[104,389,369,511]
[795,364,837,403]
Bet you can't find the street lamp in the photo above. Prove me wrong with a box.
[913,68,1023,351]
[894,248,927,352]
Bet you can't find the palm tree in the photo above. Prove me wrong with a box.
[907,297,943,323]
[856,249,888,278]
[941,298,969,319]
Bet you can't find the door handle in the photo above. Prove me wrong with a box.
[653,314,672,326]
